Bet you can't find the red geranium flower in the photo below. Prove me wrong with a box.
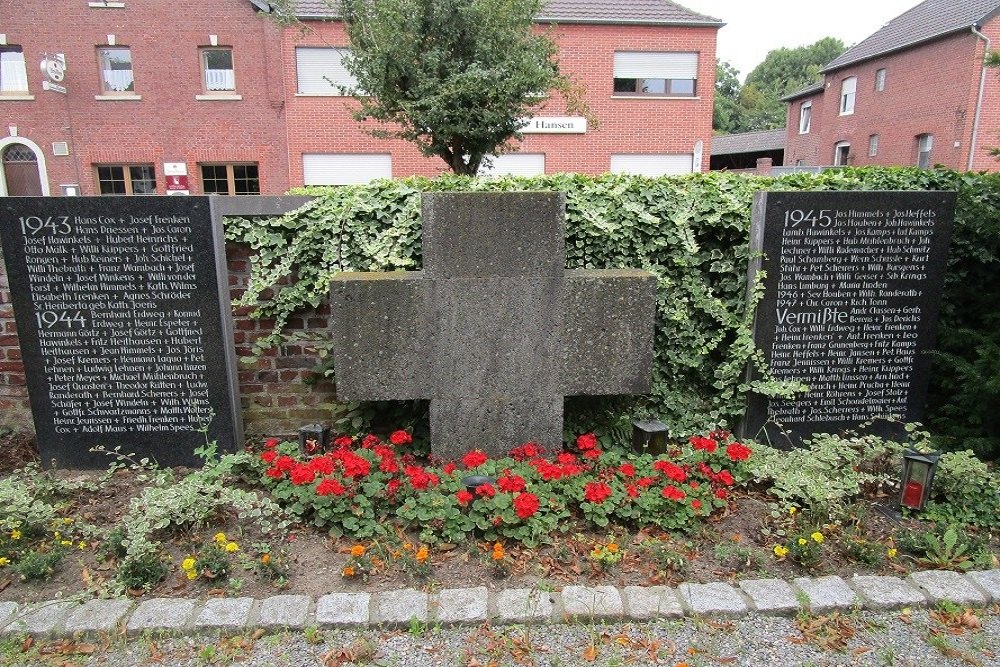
[511,442,542,460]
[618,463,636,477]
[463,450,488,468]
[309,456,335,475]
[264,438,280,450]
[556,452,577,465]
[389,430,412,445]
[289,464,315,486]
[691,499,702,510]
[275,455,296,472]
[265,466,283,479]
[261,450,278,464]
[497,474,526,493]
[386,479,402,495]
[442,462,457,475]
[626,484,640,498]
[636,476,656,488]
[405,465,439,490]
[726,442,752,461]
[661,485,686,501]
[456,490,474,505]
[654,460,687,483]
[582,448,601,460]
[333,435,353,449]
[717,470,735,486]
[475,483,496,498]
[339,451,372,478]
[583,482,612,504]
[513,492,540,519]
[715,488,728,499]
[316,478,345,496]
[361,434,381,448]
[576,433,599,451]
[690,435,718,453]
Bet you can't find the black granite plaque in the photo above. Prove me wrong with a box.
[0,197,242,468]
[741,191,955,447]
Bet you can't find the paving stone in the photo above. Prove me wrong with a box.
[372,589,427,626]
[63,599,133,633]
[127,598,197,634]
[966,570,1000,603]
[793,576,860,613]
[317,593,370,627]
[560,586,624,619]
[492,588,554,623]
[257,594,312,629]
[738,579,801,615]
[0,602,19,633]
[15,600,76,636]
[908,570,988,606]
[194,597,254,629]
[850,576,927,610]
[436,587,488,624]
[677,582,748,616]
[622,586,683,619]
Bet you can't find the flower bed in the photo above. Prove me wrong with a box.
[256,430,753,547]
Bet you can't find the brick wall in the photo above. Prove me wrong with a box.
[0,0,290,196]
[784,28,999,171]
[281,20,718,181]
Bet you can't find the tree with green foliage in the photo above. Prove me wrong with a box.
[270,0,584,175]
[714,38,846,134]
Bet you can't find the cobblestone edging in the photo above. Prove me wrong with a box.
[1,569,997,638]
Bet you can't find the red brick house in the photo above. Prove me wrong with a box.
[783,0,1000,171]
[0,0,721,196]
[279,0,721,183]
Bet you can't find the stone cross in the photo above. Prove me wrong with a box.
[330,192,656,459]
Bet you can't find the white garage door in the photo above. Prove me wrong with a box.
[302,154,392,185]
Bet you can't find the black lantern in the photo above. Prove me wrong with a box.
[899,449,941,511]
[461,475,496,494]
[632,420,669,456]
[298,423,330,456]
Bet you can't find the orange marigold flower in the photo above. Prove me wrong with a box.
[342,565,356,577]
[606,543,619,553]
[492,542,505,561]
[415,545,429,563]
[261,553,271,565]
[350,544,366,557]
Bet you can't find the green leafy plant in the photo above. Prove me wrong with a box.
[915,525,974,571]
[14,546,66,581]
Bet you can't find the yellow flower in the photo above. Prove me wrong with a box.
[53,531,61,540]
[60,540,72,547]
[214,532,227,544]
[78,541,87,550]
[788,507,797,515]
[225,542,239,553]
[0,557,9,567]
[186,571,197,580]
[887,548,898,558]
[182,557,196,571]
[773,545,789,558]
[811,532,824,543]
[10,530,20,540]
[798,538,807,546]
[350,544,366,558]
[415,545,429,563]
[63,518,73,524]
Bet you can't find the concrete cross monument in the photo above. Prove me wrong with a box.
[330,192,656,459]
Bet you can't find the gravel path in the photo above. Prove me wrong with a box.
[6,607,994,666]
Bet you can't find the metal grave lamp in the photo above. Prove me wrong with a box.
[632,419,669,456]
[461,475,496,494]
[298,423,330,456]
[899,448,941,511]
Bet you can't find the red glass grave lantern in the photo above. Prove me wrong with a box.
[899,449,941,511]
[298,423,330,456]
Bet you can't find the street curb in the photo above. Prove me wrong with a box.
[0,568,996,638]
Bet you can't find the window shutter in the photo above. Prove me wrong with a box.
[296,47,357,95]
[610,154,693,176]
[479,154,545,177]
[302,154,391,185]
[613,52,698,79]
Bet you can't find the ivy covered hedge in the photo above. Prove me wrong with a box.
[225,168,1000,457]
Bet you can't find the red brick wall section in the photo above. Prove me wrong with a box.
[0,0,290,196]
[0,241,338,438]
[969,16,1000,172]
[281,20,718,181]
[783,29,998,172]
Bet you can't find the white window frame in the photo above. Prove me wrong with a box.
[295,47,358,96]
[916,133,933,168]
[97,46,135,94]
[834,141,851,166]
[875,68,886,91]
[0,46,29,95]
[868,134,879,157]
[840,76,857,115]
[798,101,812,134]
[200,47,236,93]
